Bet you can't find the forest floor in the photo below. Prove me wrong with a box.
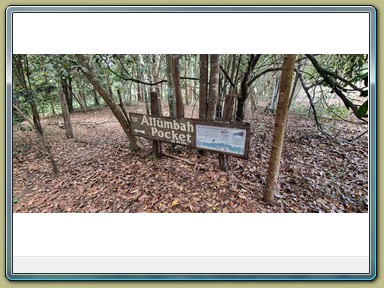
[12,103,369,213]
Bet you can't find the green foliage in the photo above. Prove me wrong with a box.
[356,100,368,118]
[325,104,350,119]
[149,152,157,161]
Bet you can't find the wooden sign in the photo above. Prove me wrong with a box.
[129,113,250,158]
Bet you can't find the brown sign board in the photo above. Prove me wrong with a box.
[129,113,250,158]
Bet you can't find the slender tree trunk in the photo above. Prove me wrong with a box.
[128,82,133,105]
[166,54,176,117]
[207,54,220,120]
[250,87,258,112]
[236,54,261,121]
[184,58,189,104]
[75,54,140,151]
[13,104,59,175]
[79,91,88,111]
[150,91,162,158]
[43,68,56,116]
[288,60,302,110]
[137,54,150,114]
[117,89,130,122]
[263,54,297,202]
[67,77,74,112]
[137,75,142,102]
[151,54,163,115]
[172,54,184,118]
[49,95,56,116]
[199,54,209,119]
[72,91,87,112]
[93,88,100,106]
[13,54,59,175]
[218,93,236,171]
[269,77,280,113]
[59,91,74,139]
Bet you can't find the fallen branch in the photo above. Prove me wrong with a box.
[348,129,368,142]
[163,152,207,171]
[13,154,23,163]
[79,120,108,126]
[74,139,89,144]
[48,120,109,127]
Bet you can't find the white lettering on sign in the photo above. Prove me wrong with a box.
[141,115,194,133]
[138,115,193,145]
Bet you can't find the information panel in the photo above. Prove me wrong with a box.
[196,125,247,156]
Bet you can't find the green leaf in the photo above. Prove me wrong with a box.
[356,100,368,118]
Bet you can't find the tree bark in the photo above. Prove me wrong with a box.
[218,94,236,171]
[59,91,74,139]
[62,79,73,113]
[13,104,59,176]
[166,55,176,117]
[13,54,59,175]
[75,54,140,151]
[93,88,100,106]
[172,54,184,118]
[117,89,130,122]
[67,77,75,112]
[263,54,297,202]
[236,54,261,121]
[199,54,209,119]
[207,54,220,120]
[150,91,162,158]
[137,54,150,114]
[151,54,163,115]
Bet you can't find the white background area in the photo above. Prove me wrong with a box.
[12,12,369,54]
[14,214,369,257]
[11,10,371,273]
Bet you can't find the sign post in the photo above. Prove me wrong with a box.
[130,113,250,159]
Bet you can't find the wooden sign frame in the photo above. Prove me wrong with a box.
[129,113,250,159]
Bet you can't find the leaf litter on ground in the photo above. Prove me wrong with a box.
[12,103,369,213]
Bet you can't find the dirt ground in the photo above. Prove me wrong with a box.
[12,102,369,213]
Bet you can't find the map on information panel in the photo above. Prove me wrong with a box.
[195,125,247,156]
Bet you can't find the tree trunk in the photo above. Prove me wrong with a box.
[218,94,236,171]
[13,104,59,176]
[59,91,74,139]
[117,89,129,122]
[150,91,162,158]
[236,54,261,121]
[166,54,176,117]
[172,54,184,118]
[137,78,142,102]
[67,77,74,112]
[288,59,302,110]
[13,54,59,175]
[207,54,220,120]
[72,91,87,112]
[44,68,56,115]
[263,54,297,202]
[93,88,100,106]
[199,54,208,119]
[269,77,280,113]
[137,54,150,115]
[62,79,73,113]
[151,54,163,115]
[79,91,88,111]
[75,54,140,151]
